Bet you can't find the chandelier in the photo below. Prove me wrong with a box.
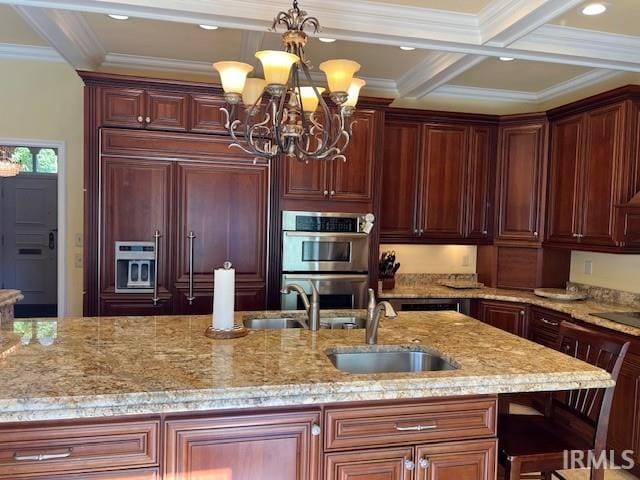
[0,147,21,177]
[213,0,366,163]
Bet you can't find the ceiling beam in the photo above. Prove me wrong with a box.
[13,5,104,69]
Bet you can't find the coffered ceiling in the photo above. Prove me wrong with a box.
[1,0,639,112]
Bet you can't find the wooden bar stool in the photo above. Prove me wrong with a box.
[498,321,630,480]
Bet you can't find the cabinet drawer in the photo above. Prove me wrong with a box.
[529,307,565,348]
[27,467,159,479]
[324,397,496,451]
[0,419,159,478]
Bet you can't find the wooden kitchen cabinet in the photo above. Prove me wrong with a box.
[164,411,321,480]
[281,109,380,209]
[496,116,548,244]
[528,306,564,348]
[475,300,527,336]
[380,115,496,243]
[415,439,496,480]
[100,87,189,131]
[325,447,414,480]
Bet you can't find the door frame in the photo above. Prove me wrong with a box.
[0,138,67,317]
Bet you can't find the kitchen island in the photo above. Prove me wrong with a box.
[0,311,613,479]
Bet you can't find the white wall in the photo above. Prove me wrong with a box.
[0,58,84,315]
[570,251,640,294]
[380,245,477,274]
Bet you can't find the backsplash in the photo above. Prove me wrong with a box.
[394,273,478,288]
[568,282,640,309]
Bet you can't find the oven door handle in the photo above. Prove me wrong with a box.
[283,231,368,239]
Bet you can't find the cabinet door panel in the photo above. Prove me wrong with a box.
[190,94,228,134]
[497,123,547,242]
[415,439,496,480]
[100,87,145,128]
[325,447,414,480]
[331,110,377,202]
[477,300,527,336]
[100,157,173,294]
[380,122,420,238]
[176,284,265,314]
[419,124,468,238]
[146,91,188,131]
[466,126,494,240]
[547,115,582,244]
[580,103,624,246]
[175,161,268,285]
[282,155,329,200]
[165,411,320,480]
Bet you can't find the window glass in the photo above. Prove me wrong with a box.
[10,147,33,172]
[36,148,58,173]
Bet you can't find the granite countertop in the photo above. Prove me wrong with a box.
[0,310,612,423]
[379,285,640,337]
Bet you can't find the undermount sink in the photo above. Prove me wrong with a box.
[243,316,366,330]
[326,347,458,374]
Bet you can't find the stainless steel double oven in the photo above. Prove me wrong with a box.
[281,211,373,310]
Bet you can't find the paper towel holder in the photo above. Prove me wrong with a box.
[205,324,248,340]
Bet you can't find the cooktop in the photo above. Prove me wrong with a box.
[592,311,640,328]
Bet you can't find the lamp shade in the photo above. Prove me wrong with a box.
[255,50,299,85]
[344,78,366,108]
[319,59,361,93]
[242,78,267,106]
[213,61,253,94]
[299,86,326,113]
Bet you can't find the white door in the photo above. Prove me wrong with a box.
[0,175,58,311]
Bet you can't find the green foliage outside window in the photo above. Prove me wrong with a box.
[36,148,58,173]
[10,147,33,172]
[6,146,58,174]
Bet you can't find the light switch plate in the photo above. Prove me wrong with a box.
[75,233,83,247]
[584,260,593,275]
[75,253,83,269]
[461,255,470,267]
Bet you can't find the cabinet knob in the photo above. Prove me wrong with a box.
[414,229,418,234]
[419,229,424,234]
[534,231,539,236]
[311,423,321,436]
[330,190,336,196]
[404,460,415,471]
[145,116,151,124]
[323,190,329,196]
[520,310,525,316]
[419,457,430,469]
[137,116,144,123]
[482,230,488,235]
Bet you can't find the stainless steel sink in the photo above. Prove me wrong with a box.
[243,316,366,330]
[243,318,305,329]
[326,348,457,374]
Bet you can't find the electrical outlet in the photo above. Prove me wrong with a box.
[75,233,83,247]
[75,253,83,269]
[584,260,593,276]
[461,255,470,267]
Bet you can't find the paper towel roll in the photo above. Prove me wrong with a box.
[212,262,235,330]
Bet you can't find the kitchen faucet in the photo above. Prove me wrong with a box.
[281,282,321,331]
[366,288,397,344]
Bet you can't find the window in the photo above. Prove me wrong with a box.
[3,145,58,174]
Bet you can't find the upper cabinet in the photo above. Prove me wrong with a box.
[546,90,640,253]
[495,116,548,245]
[100,87,189,131]
[380,114,496,243]
[281,109,381,210]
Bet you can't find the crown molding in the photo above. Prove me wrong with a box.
[0,42,63,62]
[535,69,624,102]
[13,6,104,69]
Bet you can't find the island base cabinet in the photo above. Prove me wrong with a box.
[164,411,321,480]
[28,468,159,479]
[324,440,496,480]
[415,439,497,480]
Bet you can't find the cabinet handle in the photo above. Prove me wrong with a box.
[482,230,488,235]
[520,310,525,316]
[540,317,559,327]
[419,229,424,234]
[404,459,415,471]
[14,448,73,461]
[137,116,144,123]
[152,230,161,305]
[187,231,196,306]
[419,457,430,469]
[145,116,151,124]
[534,231,539,236]
[395,423,437,432]
[330,190,336,196]
[311,423,321,436]
[323,190,329,196]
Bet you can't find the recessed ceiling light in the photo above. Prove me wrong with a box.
[107,14,129,20]
[199,24,219,30]
[581,3,607,15]
[319,37,336,43]
[400,46,416,51]
[499,56,515,61]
